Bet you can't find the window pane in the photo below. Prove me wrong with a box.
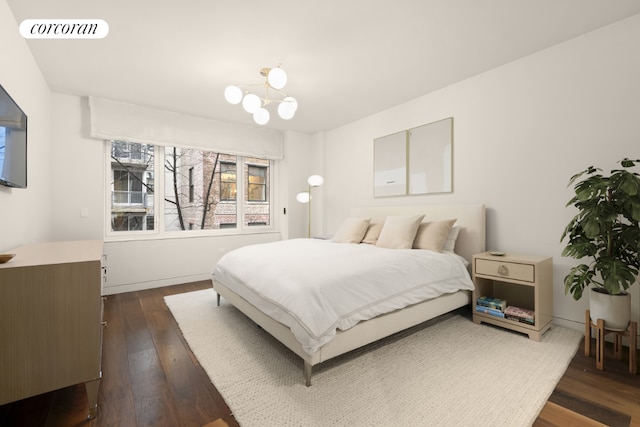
[248,165,266,202]
[220,162,237,201]
[216,157,238,229]
[164,147,238,230]
[113,170,127,191]
[110,141,154,231]
[244,158,270,227]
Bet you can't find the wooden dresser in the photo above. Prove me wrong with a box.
[0,240,104,418]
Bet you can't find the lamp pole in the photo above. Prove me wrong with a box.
[308,184,312,238]
[306,175,324,238]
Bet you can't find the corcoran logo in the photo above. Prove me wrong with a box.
[19,19,109,39]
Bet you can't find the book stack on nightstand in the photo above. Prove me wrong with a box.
[504,306,535,325]
[475,296,507,317]
[475,296,537,325]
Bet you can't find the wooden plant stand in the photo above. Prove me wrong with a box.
[585,310,637,374]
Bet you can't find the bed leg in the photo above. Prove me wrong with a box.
[304,362,312,387]
[216,293,221,307]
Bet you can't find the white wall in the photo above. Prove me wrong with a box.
[318,14,640,332]
[0,1,52,251]
[49,95,103,241]
[282,130,314,239]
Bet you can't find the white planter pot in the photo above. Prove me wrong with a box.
[589,288,631,331]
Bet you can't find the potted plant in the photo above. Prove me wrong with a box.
[561,158,640,331]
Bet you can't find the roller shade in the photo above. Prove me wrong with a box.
[88,96,284,159]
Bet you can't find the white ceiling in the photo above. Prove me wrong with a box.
[7,1,640,134]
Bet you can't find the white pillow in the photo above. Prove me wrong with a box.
[332,217,371,244]
[412,218,457,252]
[442,224,461,253]
[376,215,425,249]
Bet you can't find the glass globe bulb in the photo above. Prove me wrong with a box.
[224,85,242,104]
[277,101,296,120]
[267,67,287,90]
[283,96,298,112]
[296,191,310,203]
[242,93,261,113]
[253,107,270,125]
[307,175,324,187]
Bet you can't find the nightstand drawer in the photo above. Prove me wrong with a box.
[475,259,534,282]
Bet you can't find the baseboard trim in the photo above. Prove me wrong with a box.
[102,273,211,295]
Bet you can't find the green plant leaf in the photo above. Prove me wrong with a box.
[620,158,637,168]
[564,264,596,300]
[561,158,640,299]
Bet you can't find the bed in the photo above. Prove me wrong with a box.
[211,204,485,385]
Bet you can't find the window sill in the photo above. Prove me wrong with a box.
[105,228,280,243]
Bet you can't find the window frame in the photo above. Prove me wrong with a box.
[247,164,268,203]
[105,141,276,240]
[219,161,237,202]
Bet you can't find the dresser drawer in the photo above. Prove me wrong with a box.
[475,259,535,282]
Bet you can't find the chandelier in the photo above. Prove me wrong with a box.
[224,66,298,125]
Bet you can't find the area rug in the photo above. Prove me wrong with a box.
[165,289,582,427]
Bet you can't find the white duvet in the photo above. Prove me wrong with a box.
[211,238,474,355]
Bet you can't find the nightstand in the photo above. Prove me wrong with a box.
[472,252,553,341]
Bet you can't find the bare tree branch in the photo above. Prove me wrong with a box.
[201,153,220,229]
[165,148,186,230]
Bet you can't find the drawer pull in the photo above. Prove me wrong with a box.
[497,264,509,276]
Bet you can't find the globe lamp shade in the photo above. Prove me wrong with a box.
[307,175,324,187]
[224,85,242,104]
[253,107,270,125]
[278,101,296,120]
[267,67,287,90]
[296,191,310,203]
[283,96,298,112]
[242,93,261,113]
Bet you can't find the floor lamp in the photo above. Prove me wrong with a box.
[296,174,324,238]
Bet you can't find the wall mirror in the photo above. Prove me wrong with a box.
[374,117,452,197]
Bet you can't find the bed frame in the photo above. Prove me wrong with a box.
[212,204,486,386]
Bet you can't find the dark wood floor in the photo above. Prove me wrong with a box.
[0,281,638,426]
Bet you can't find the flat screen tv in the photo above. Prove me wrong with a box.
[0,84,27,188]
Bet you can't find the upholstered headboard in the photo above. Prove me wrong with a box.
[350,204,486,264]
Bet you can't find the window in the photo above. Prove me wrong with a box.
[164,149,239,231]
[248,165,267,202]
[113,170,144,204]
[244,158,270,227]
[109,141,155,231]
[107,140,273,235]
[112,214,146,231]
[220,162,236,201]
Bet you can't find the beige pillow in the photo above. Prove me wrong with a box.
[376,215,425,249]
[332,217,371,243]
[361,217,385,244]
[442,224,461,253]
[413,218,457,252]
